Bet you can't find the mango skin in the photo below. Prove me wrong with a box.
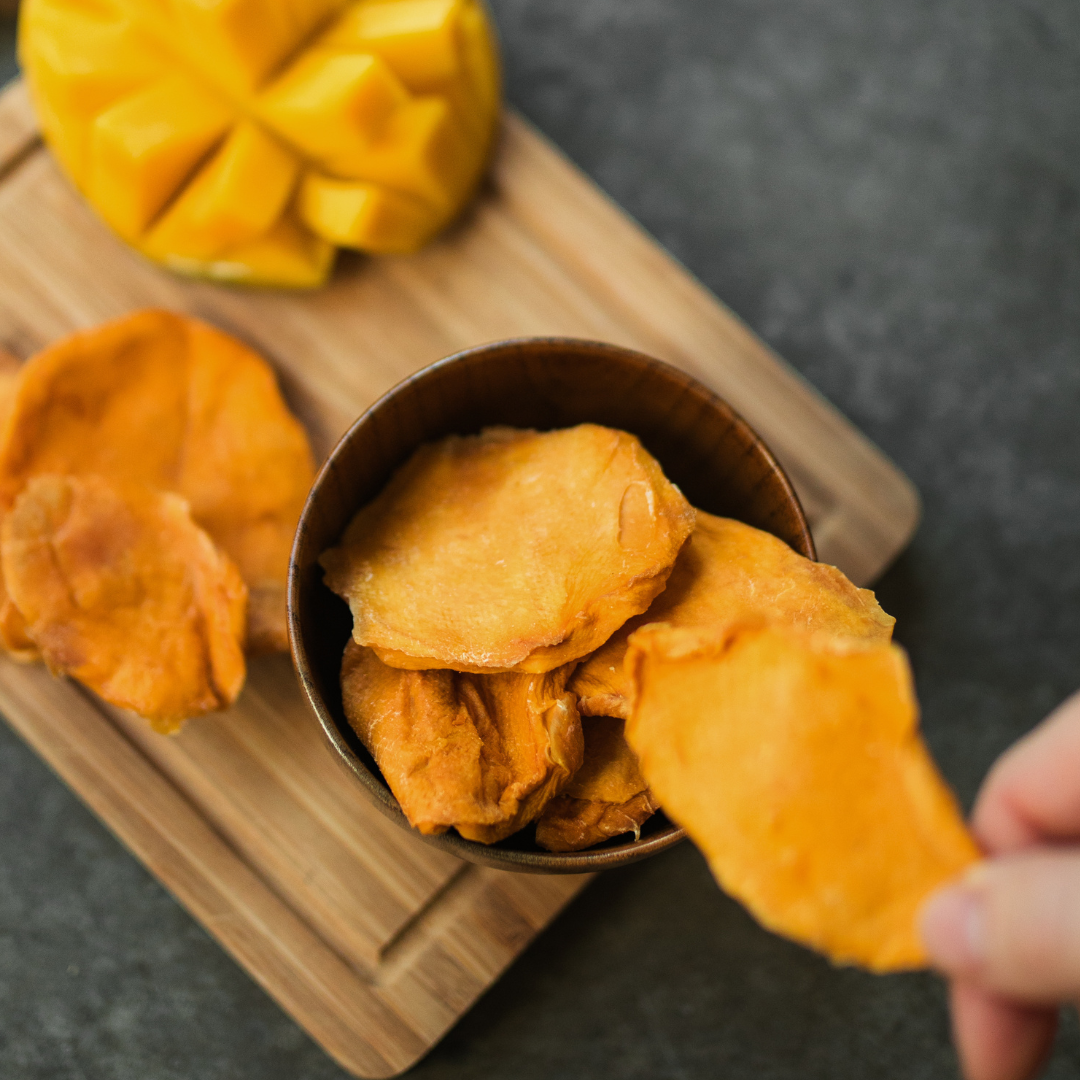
[19,0,501,288]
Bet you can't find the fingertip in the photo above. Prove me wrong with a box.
[921,878,986,978]
[973,690,1080,853]
[950,982,1057,1080]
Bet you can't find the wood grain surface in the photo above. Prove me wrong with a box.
[0,78,920,1077]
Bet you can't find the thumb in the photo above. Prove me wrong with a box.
[921,849,1080,1002]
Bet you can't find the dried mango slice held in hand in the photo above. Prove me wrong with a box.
[625,621,979,971]
[321,425,695,673]
[341,639,582,842]
[2,475,247,732]
[0,310,314,655]
[571,512,894,719]
[19,0,501,286]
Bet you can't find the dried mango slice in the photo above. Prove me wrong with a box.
[0,310,314,654]
[340,639,582,843]
[176,316,315,652]
[20,0,501,286]
[0,355,31,660]
[625,621,980,971]
[0,347,21,435]
[536,716,659,852]
[2,475,247,732]
[321,425,696,673]
[571,512,894,720]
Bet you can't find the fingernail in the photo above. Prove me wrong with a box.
[920,881,986,975]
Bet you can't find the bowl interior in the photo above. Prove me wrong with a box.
[289,338,814,873]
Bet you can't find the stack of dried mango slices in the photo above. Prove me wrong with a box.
[0,310,315,732]
[322,422,981,971]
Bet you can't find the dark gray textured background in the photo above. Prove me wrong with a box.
[2,0,1080,1076]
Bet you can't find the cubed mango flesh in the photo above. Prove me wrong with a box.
[297,171,439,252]
[18,0,501,287]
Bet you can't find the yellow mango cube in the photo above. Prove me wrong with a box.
[319,0,463,90]
[161,213,335,287]
[259,50,409,169]
[170,0,299,93]
[22,8,159,121]
[458,0,499,121]
[297,170,441,252]
[88,74,234,240]
[144,122,301,259]
[20,3,162,180]
[317,0,496,144]
[340,96,470,210]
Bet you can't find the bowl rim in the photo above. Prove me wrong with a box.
[288,336,814,874]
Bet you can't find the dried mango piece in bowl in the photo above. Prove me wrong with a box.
[321,425,696,673]
[2,475,247,732]
[571,511,894,719]
[0,310,315,655]
[625,621,979,971]
[19,0,501,286]
[340,639,582,842]
[535,716,659,852]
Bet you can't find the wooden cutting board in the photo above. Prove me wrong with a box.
[0,78,920,1078]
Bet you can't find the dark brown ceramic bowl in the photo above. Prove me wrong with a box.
[288,338,814,874]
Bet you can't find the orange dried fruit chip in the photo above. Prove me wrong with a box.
[176,316,314,652]
[322,425,695,673]
[0,310,314,654]
[341,639,583,842]
[0,347,21,430]
[536,716,659,852]
[571,512,894,719]
[624,621,979,971]
[536,791,659,854]
[0,353,30,659]
[2,474,247,732]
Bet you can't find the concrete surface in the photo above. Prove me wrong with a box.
[3,0,1080,1076]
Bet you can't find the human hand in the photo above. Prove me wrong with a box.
[921,690,1080,1080]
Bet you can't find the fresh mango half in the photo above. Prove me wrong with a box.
[18,0,501,287]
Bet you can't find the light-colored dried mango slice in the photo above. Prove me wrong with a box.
[571,511,894,719]
[0,347,21,435]
[341,638,582,843]
[20,0,501,285]
[624,621,980,971]
[0,352,32,661]
[2,475,247,732]
[0,310,314,654]
[536,716,659,852]
[321,424,696,673]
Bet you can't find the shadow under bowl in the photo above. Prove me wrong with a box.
[288,338,814,874]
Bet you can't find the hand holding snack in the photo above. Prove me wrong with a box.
[921,690,1080,1080]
